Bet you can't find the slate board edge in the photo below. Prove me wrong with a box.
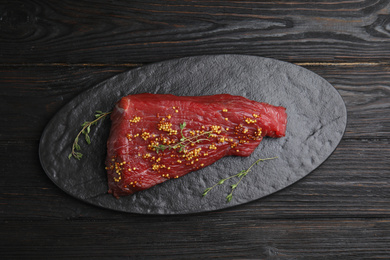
[39,54,347,215]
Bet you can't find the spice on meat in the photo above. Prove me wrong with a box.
[105,93,287,198]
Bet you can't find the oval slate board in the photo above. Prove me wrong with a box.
[39,55,347,214]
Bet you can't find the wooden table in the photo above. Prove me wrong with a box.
[1,1,389,258]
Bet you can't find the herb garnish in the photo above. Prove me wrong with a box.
[68,110,111,160]
[154,122,213,153]
[202,156,277,202]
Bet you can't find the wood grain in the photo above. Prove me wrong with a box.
[0,138,388,220]
[0,65,128,140]
[307,65,390,139]
[1,1,390,258]
[1,1,390,64]
[1,65,389,140]
[1,218,389,259]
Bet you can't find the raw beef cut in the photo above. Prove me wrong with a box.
[105,93,287,197]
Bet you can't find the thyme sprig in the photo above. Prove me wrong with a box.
[202,156,277,202]
[154,122,213,153]
[68,110,111,160]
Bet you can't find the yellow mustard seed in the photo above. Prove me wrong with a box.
[129,116,141,123]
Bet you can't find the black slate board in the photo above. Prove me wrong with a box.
[39,55,347,214]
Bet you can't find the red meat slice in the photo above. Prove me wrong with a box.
[105,93,287,197]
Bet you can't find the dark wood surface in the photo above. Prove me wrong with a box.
[1,1,389,259]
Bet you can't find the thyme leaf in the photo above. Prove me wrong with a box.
[202,156,277,202]
[69,110,111,160]
[154,122,213,153]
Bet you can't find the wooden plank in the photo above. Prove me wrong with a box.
[304,65,390,139]
[1,64,389,140]
[1,218,389,258]
[2,1,389,258]
[0,138,388,220]
[1,1,390,64]
[0,65,129,140]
